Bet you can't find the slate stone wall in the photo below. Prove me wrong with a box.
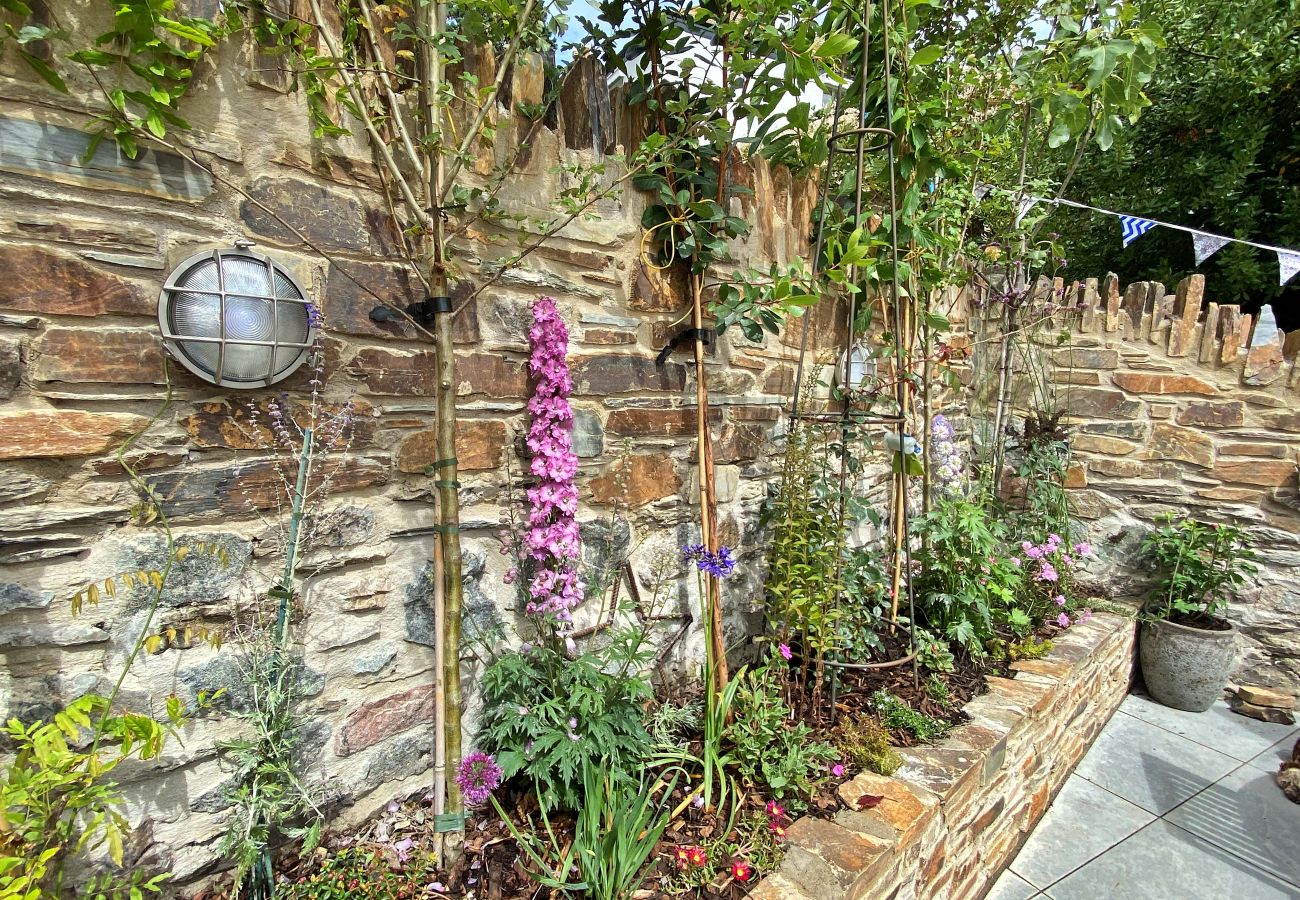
[985,274,1300,694]
[0,29,833,884]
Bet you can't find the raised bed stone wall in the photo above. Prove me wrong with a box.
[751,611,1136,900]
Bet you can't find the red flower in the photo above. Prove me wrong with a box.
[769,821,787,840]
[765,801,785,819]
[730,861,754,882]
[688,846,708,867]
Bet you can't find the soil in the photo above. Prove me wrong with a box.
[1167,610,1233,631]
[195,634,1018,898]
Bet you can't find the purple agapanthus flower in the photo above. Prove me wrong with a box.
[683,544,736,578]
[456,751,503,807]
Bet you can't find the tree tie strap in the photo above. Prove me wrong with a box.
[655,327,715,367]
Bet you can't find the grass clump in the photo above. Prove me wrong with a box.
[872,690,949,743]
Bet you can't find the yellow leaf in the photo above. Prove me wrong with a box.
[106,824,124,866]
[175,545,190,561]
[71,592,83,616]
[165,628,177,644]
[149,571,163,590]
[104,578,117,599]
[87,583,100,606]
[144,635,164,654]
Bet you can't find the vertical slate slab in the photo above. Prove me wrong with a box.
[559,56,612,152]
[0,117,213,200]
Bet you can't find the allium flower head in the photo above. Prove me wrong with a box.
[456,751,503,807]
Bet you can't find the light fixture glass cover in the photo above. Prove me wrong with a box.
[158,244,317,388]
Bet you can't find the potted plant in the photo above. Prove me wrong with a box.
[1138,516,1259,711]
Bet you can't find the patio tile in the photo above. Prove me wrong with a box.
[1119,694,1298,762]
[1247,732,1300,773]
[1072,711,1240,815]
[1165,765,1300,888]
[985,870,1040,900]
[1010,774,1154,889]
[1045,821,1298,900]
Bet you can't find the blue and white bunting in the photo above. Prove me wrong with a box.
[1193,233,1231,266]
[1120,215,1157,247]
[1280,250,1300,287]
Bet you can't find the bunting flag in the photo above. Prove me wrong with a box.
[1280,250,1300,287]
[1120,215,1157,247]
[1193,233,1231,266]
[976,188,1300,287]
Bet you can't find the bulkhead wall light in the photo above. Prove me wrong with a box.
[158,240,317,388]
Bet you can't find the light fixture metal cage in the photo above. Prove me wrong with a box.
[158,243,318,389]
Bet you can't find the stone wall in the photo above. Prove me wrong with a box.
[1002,274,1300,693]
[0,26,830,885]
[750,612,1136,900]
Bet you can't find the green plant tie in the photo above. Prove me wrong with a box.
[433,811,467,832]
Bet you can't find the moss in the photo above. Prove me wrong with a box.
[832,713,903,776]
[872,690,950,744]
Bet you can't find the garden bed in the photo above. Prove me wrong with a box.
[748,611,1135,900]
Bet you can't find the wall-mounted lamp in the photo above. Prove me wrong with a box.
[158,240,317,388]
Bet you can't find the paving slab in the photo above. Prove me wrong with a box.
[1072,711,1240,815]
[985,870,1040,900]
[1247,732,1300,773]
[1119,694,1299,762]
[1165,765,1300,888]
[1045,821,1298,900]
[1010,774,1154,889]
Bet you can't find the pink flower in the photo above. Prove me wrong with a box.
[1025,545,1044,560]
[1078,608,1094,623]
[518,298,585,618]
[1074,542,1093,557]
[1055,612,1071,628]
[1009,557,1021,567]
[832,763,846,777]
[1054,594,1066,607]
[778,643,793,661]
[1037,562,1059,582]
[765,801,785,819]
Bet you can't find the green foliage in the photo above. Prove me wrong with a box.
[0,694,179,899]
[1140,515,1259,621]
[499,762,676,899]
[914,494,1027,650]
[1050,0,1298,309]
[282,847,438,899]
[837,544,892,660]
[1008,415,1073,541]
[923,675,954,709]
[585,0,862,338]
[479,626,654,810]
[647,699,701,748]
[872,691,949,744]
[989,635,1055,663]
[831,713,902,777]
[727,667,837,810]
[3,0,225,157]
[762,420,848,674]
[218,648,324,896]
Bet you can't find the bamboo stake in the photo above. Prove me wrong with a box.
[690,275,728,693]
[422,0,466,824]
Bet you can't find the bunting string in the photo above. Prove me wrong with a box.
[983,187,1300,286]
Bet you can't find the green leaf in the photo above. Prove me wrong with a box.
[911,45,944,67]
[18,50,67,93]
[145,108,166,139]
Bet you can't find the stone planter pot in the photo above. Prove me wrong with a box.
[1139,617,1237,712]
